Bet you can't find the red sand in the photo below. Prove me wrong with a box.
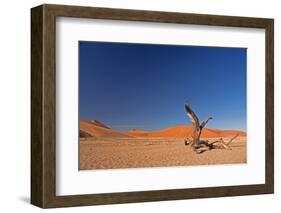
[81,120,246,139]
[79,120,247,170]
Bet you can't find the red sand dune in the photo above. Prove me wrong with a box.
[128,126,246,138]
[80,120,246,139]
[80,120,134,138]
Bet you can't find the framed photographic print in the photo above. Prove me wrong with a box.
[31,4,274,208]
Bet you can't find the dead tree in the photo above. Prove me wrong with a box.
[184,103,238,154]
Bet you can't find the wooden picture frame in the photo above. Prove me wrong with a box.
[31,4,274,208]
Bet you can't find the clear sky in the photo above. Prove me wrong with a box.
[79,41,246,131]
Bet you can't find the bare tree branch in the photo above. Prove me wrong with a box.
[227,134,239,145]
[183,102,239,153]
[200,117,213,130]
[184,103,200,131]
[184,103,202,147]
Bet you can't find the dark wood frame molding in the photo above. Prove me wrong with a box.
[31,4,274,208]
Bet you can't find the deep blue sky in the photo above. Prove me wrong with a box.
[79,41,246,131]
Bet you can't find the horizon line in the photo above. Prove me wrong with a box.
[80,119,247,132]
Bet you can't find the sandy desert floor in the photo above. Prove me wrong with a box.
[79,136,246,170]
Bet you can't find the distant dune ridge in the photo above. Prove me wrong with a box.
[128,126,245,138]
[88,119,110,129]
[80,120,134,138]
[80,119,246,139]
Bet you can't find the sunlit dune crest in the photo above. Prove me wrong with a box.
[128,126,246,138]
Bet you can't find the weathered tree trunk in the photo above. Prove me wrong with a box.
[184,103,238,153]
[184,103,212,149]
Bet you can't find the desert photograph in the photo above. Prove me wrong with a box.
[79,41,247,170]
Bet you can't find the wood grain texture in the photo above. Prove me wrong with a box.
[31,4,274,208]
[31,5,43,207]
[265,20,274,193]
